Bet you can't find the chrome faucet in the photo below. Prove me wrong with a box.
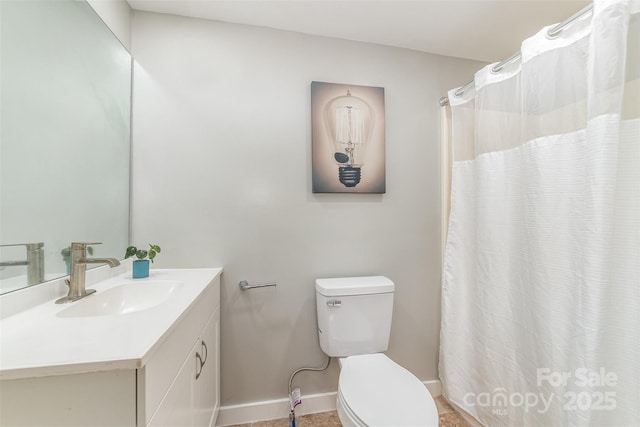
[55,242,120,304]
[0,242,45,285]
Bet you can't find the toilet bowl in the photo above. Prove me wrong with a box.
[337,354,439,427]
[315,276,439,427]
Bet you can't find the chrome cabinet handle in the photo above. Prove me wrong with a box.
[195,352,203,380]
[201,340,208,365]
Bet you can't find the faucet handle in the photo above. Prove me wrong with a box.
[0,242,44,249]
[71,242,102,249]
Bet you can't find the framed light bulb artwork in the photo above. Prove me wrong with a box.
[311,81,386,193]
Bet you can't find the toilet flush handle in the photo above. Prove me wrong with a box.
[327,299,342,307]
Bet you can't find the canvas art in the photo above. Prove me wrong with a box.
[311,81,385,193]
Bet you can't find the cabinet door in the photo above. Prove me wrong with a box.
[147,340,198,427]
[193,308,220,427]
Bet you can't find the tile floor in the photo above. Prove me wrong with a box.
[228,396,470,427]
[436,397,472,427]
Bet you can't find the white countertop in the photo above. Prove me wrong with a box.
[0,268,222,381]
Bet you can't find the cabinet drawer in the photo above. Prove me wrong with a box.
[138,276,220,425]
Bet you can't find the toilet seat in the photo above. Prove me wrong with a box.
[337,353,439,427]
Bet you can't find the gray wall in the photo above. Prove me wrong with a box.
[131,11,483,405]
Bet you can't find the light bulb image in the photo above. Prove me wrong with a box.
[311,81,385,194]
[324,90,374,187]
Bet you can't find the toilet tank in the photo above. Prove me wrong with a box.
[315,276,394,357]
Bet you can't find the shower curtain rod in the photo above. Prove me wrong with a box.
[439,4,594,107]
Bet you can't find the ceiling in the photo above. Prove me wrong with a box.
[126,0,591,63]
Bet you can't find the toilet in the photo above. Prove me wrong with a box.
[315,276,439,427]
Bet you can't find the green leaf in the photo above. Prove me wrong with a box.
[148,244,161,262]
[61,247,71,262]
[125,246,138,259]
[136,249,148,260]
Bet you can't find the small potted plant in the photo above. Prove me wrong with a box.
[125,244,161,279]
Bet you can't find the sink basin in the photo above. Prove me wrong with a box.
[57,281,183,317]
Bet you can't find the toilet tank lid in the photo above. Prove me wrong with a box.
[315,276,394,296]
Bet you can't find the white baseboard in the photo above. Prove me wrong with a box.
[423,379,442,397]
[215,391,336,427]
[215,380,442,427]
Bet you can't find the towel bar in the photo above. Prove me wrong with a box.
[239,280,277,290]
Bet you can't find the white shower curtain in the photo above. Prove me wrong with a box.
[440,1,639,426]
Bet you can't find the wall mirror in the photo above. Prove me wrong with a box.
[0,0,131,294]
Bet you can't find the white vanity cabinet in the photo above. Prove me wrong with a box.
[142,279,220,427]
[0,271,221,427]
